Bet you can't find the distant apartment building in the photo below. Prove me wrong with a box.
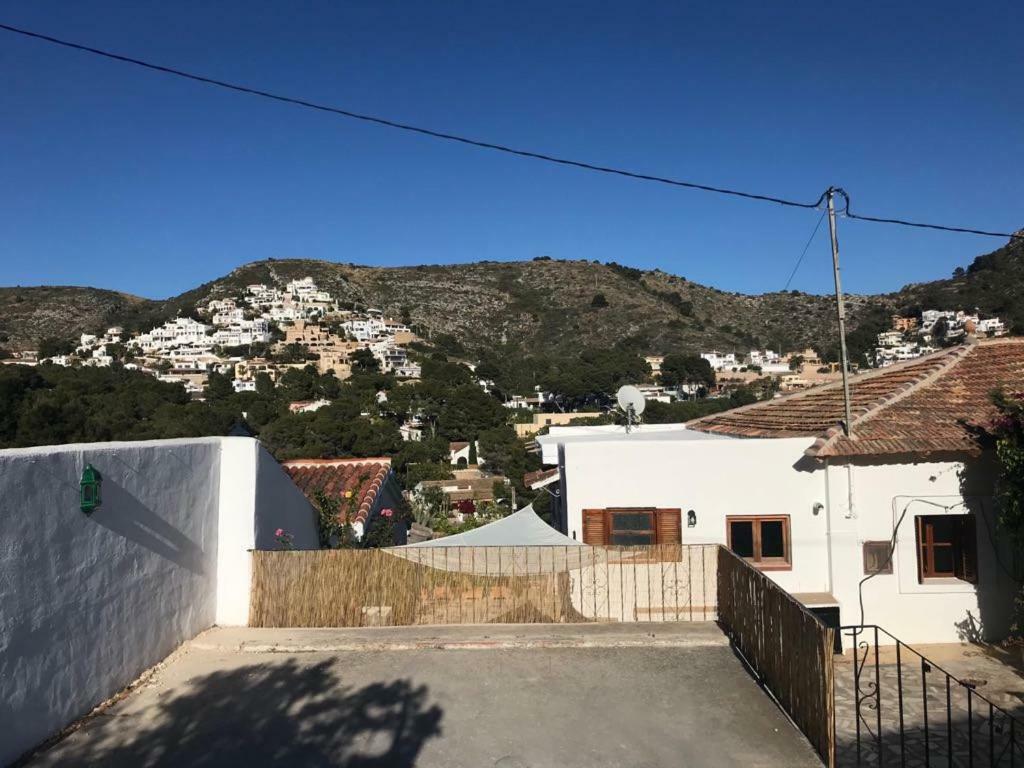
[891,315,919,332]
[211,318,272,347]
[132,318,211,352]
[644,355,664,375]
[700,351,737,371]
[514,412,603,438]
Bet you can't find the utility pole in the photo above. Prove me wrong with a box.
[826,188,854,437]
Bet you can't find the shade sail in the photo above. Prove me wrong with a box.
[401,504,581,548]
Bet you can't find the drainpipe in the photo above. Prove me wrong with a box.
[845,463,856,520]
[823,458,835,596]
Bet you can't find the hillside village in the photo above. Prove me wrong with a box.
[5,5,1024,767]
[0,269,1012,545]
[30,276,422,395]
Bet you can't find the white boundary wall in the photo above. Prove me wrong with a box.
[0,436,316,765]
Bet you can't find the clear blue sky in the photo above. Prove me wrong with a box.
[2,1,1021,299]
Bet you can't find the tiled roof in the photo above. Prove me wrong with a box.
[283,458,391,525]
[687,339,1024,459]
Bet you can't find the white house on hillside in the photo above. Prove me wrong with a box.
[538,339,1024,645]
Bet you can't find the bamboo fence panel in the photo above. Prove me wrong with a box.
[716,547,835,767]
[249,544,719,628]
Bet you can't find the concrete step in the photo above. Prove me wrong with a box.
[192,621,729,653]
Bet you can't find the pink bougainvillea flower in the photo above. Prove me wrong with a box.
[275,528,284,537]
[381,508,393,518]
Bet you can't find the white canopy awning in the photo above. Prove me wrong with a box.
[403,504,581,548]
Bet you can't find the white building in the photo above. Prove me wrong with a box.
[285,277,332,304]
[212,306,246,325]
[245,283,281,305]
[976,317,1007,337]
[538,339,1023,645]
[211,318,272,347]
[132,317,211,352]
[342,317,388,342]
[700,351,738,371]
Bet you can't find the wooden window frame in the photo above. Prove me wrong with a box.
[915,514,977,584]
[605,508,657,546]
[726,515,792,571]
[582,508,681,547]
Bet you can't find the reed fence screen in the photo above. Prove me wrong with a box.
[717,547,836,767]
[249,544,718,628]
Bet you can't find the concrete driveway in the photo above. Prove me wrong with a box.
[24,624,821,768]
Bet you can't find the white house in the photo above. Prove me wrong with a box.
[700,350,737,371]
[539,339,1023,645]
[132,317,212,352]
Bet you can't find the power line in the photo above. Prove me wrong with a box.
[1,21,1021,242]
[782,207,827,291]
[833,188,1020,240]
[0,22,823,212]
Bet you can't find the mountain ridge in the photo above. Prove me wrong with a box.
[1,233,1021,362]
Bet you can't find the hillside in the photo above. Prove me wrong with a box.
[896,231,1024,331]
[0,286,154,352]
[1,232,1021,360]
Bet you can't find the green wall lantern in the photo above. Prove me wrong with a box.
[80,464,103,515]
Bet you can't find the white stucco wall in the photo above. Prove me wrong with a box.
[0,438,222,766]
[562,436,830,595]
[557,435,1017,646]
[0,436,318,765]
[214,438,318,626]
[824,458,1016,645]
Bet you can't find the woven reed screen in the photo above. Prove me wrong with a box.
[249,544,718,628]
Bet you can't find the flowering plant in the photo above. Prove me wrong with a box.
[274,528,294,550]
[380,507,394,518]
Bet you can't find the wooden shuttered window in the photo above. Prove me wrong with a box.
[655,508,682,545]
[581,508,681,545]
[916,514,977,583]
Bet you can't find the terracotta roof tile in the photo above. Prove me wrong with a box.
[688,339,1024,459]
[283,458,392,525]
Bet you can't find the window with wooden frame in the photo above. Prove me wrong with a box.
[581,508,681,546]
[862,541,894,575]
[726,515,791,570]
[915,515,977,583]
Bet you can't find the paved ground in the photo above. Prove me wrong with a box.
[833,639,1024,767]
[24,624,821,768]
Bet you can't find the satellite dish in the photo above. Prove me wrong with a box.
[616,385,646,416]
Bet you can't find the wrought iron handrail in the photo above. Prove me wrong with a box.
[838,624,1024,767]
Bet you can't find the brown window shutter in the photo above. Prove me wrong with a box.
[582,509,607,545]
[654,509,682,544]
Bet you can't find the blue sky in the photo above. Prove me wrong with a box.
[1,1,1021,299]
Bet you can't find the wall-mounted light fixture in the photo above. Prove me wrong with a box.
[812,502,824,516]
[80,464,103,515]
[687,509,697,528]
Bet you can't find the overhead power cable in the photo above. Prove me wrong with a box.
[782,207,827,291]
[1,21,1020,241]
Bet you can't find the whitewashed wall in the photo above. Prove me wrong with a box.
[561,437,830,595]
[0,436,317,766]
[825,457,1016,645]
[558,435,1016,646]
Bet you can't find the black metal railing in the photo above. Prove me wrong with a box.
[836,625,1024,767]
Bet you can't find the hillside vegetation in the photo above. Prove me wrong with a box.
[1,232,1021,360]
